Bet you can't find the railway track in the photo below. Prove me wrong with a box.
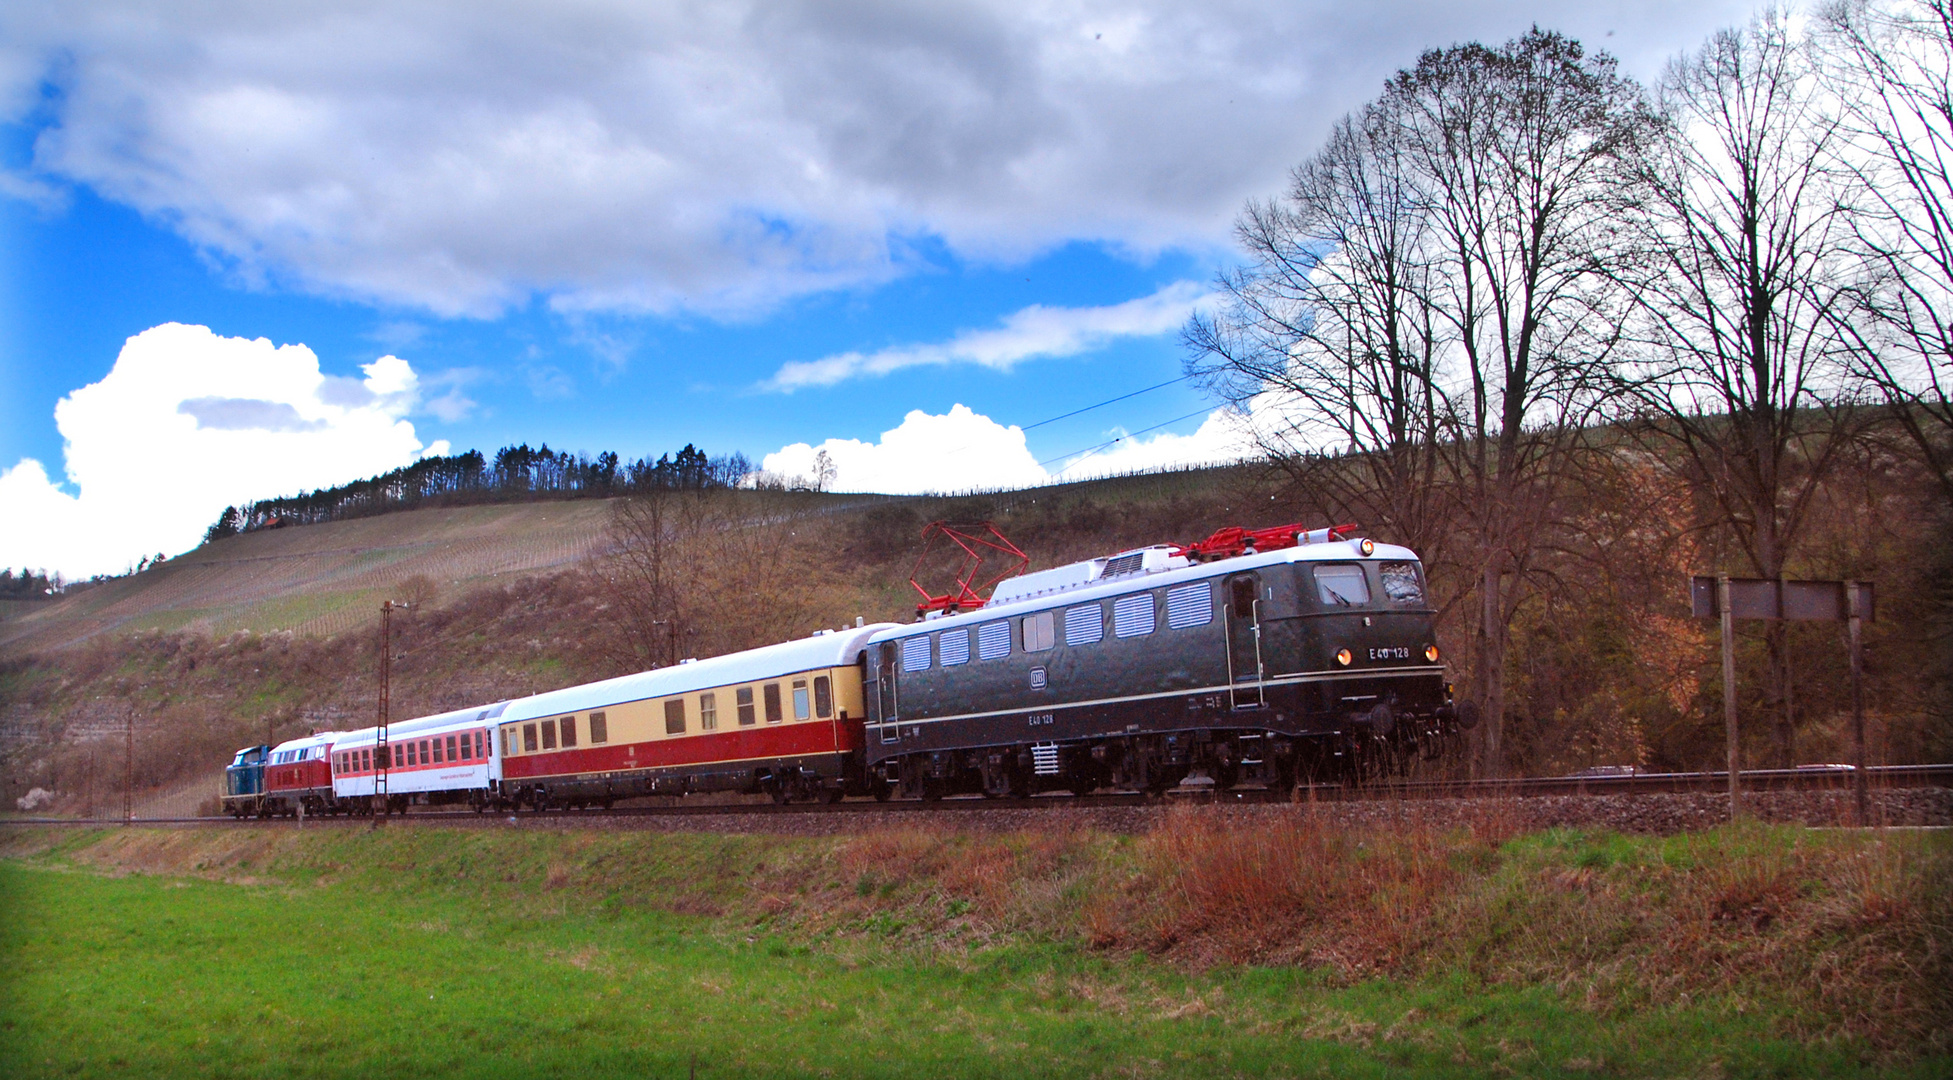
[7,763,1947,828]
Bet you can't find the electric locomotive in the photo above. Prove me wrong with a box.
[862,524,1472,798]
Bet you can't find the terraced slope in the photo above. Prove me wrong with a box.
[0,500,618,654]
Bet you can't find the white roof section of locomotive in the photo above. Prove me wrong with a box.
[500,623,901,724]
[332,701,513,752]
[872,539,1421,642]
[269,730,346,758]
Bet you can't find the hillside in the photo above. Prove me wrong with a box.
[0,500,621,654]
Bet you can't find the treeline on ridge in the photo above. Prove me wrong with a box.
[203,442,753,542]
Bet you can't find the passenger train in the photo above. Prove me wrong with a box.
[221,523,1473,816]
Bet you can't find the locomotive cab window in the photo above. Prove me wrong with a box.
[1230,576,1259,618]
[792,679,810,721]
[665,699,685,735]
[1023,611,1055,652]
[590,712,608,743]
[764,683,783,723]
[699,694,717,730]
[736,686,756,726]
[813,675,832,718]
[1313,564,1370,606]
[1379,561,1425,605]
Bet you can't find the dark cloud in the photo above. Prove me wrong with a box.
[1,1,1755,316]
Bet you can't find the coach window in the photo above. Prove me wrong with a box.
[561,716,578,748]
[813,675,833,719]
[459,734,471,762]
[792,679,811,721]
[736,686,756,726]
[1023,611,1055,652]
[699,694,717,730]
[430,739,440,764]
[763,683,783,723]
[523,723,539,752]
[590,711,608,743]
[405,742,416,767]
[1113,593,1156,638]
[448,735,459,760]
[362,749,372,772]
[1064,603,1104,647]
[664,699,685,736]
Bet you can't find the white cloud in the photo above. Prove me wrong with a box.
[0,2,1757,316]
[760,401,1259,494]
[765,281,1214,390]
[0,323,428,578]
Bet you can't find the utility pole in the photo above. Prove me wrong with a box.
[375,600,395,824]
[124,708,134,825]
[1848,581,1869,827]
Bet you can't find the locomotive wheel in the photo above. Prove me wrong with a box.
[1069,776,1097,798]
[822,786,845,805]
[920,777,946,802]
[871,777,894,802]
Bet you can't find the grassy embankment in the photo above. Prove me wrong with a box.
[1,813,1946,1078]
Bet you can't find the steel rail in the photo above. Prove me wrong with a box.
[8,764,1946,827]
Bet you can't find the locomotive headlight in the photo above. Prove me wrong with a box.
[1358,538,1375,556]
[1425,644,1440,662]
[1335,648,1353,666]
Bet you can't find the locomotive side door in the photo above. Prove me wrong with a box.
[1224,573,1265,709]
[875,641,900,742]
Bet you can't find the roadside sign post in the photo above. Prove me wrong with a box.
[1691,576,1877,825]
[1718,575,1739,818]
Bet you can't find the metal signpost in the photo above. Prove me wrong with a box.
[1691,576,1876,824]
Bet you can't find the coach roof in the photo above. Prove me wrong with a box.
[499,623,900,724]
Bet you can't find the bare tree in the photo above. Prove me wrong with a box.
[1623,10,1863,765]
[1824,0,1953,499]
[1390,29,1652,774]
[1184,97,1453,567]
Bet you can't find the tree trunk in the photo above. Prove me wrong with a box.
[1477,557,1507,777]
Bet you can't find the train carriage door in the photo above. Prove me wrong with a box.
[875,641,900,740]
[1224,573,1265,709]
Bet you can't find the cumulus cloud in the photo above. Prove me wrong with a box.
[0,1,1754,316]
[0,324,430,578]
[760,401,1259,494]
[766,280,1214,390]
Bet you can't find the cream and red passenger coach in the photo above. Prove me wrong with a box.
[496,624,898,807]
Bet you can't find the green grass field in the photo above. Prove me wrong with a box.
[1,822,1946,1079]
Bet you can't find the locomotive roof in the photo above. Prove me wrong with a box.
[869,538,1421,641]
[331,700,513,751]
[498,623,901,724]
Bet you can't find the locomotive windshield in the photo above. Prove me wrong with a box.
[1312,564,1370,606]
[1379,561,1426,605]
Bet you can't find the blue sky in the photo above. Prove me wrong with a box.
[0,1,1755,577]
